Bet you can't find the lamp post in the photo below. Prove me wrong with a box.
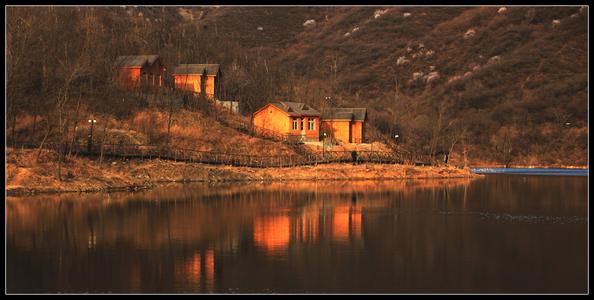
[88,118,97,153]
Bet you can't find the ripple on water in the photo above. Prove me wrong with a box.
[438,210,587,224]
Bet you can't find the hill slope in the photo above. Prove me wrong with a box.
[195,6,588,165]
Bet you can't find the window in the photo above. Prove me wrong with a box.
[300,118,304,130]
[292,118,298,130]
[308,119,315,131]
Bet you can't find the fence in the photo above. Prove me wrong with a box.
[11,142,432,168]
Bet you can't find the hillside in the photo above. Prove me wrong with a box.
[6,6,588,166]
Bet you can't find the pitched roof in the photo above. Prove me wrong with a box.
[322,108,367,121]
[270,101,321,116]
[115,55,161,68]
[173,64,220,76]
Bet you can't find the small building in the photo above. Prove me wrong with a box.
[321,108,367,144]
[114,55,165,90]
[252,101,321,142]
[173,64,221,99]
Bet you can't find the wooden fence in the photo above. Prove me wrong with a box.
[11,142,432,168]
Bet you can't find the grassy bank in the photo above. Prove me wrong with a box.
[6,148,479,196]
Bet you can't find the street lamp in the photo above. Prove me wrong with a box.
[88,118,97,153]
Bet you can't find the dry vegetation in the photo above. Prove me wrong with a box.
[6,148,478,195]
[6,6,588,183]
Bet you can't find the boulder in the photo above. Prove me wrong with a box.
[403,12,412,18]
[303,19,316,27]
[374,9,389,19]
[426,72,440,84]
[412,72,424,81]
[396,56,410,66]
[257,26,263,31]
[552,19,561,28]
[464,28,476,39]
[497,7,507,14]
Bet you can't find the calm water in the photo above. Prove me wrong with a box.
[471,168,588,176]
[6,175,588,293]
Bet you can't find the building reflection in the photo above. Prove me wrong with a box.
[180,249,215,292]
[253,203,364,256]
[253,215,291,252]
[332,205,361,242]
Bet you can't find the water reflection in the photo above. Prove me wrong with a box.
[6,176,587,293]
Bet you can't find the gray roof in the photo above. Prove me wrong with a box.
[115,55,161,68]
[173,64,220,76]
[271,101,321,117]
[322,108,367,121]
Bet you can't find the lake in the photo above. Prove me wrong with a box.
[6,174,588,293]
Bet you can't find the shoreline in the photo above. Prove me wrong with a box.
[6,175,480,197]
[7,148,481,196]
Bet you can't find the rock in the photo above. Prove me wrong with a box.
[344,32,351,37]
[406,47,413,53]
[463,71,473,77]
[488,55,501,64]
[464,28,476,39]
[112,162,117,165]
[571,13,579,18]
[352,26,360,33]
[403,12,412,18]
[580,6,586,14]
[429,65,436,71]
[498,7,507,14]
[374,9,389,19]
[257,26,263,31]
[138,12,143,17]
[412,72,424,81]
[303,19,316,27]
[448,75,462,83]
[425,49,434,57]
[552,19,561,28]
[418,43,425,49]
[396,56,410,66]
[472,64,481,71]
[426,71,440,83]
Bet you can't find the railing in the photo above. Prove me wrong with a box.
[11,142,432,168]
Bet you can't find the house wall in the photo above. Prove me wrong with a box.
[117,67,141,89]
[350,121,364,143]
[174,74,203,93]
[205,75,216,98]
[253,104,290,136]
[289,116,320,140]
[321,120,351,143]
[141,62,165,87]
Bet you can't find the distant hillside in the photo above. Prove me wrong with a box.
[195,6,588,166]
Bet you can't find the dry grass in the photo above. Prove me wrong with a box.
[6,147,478,195]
